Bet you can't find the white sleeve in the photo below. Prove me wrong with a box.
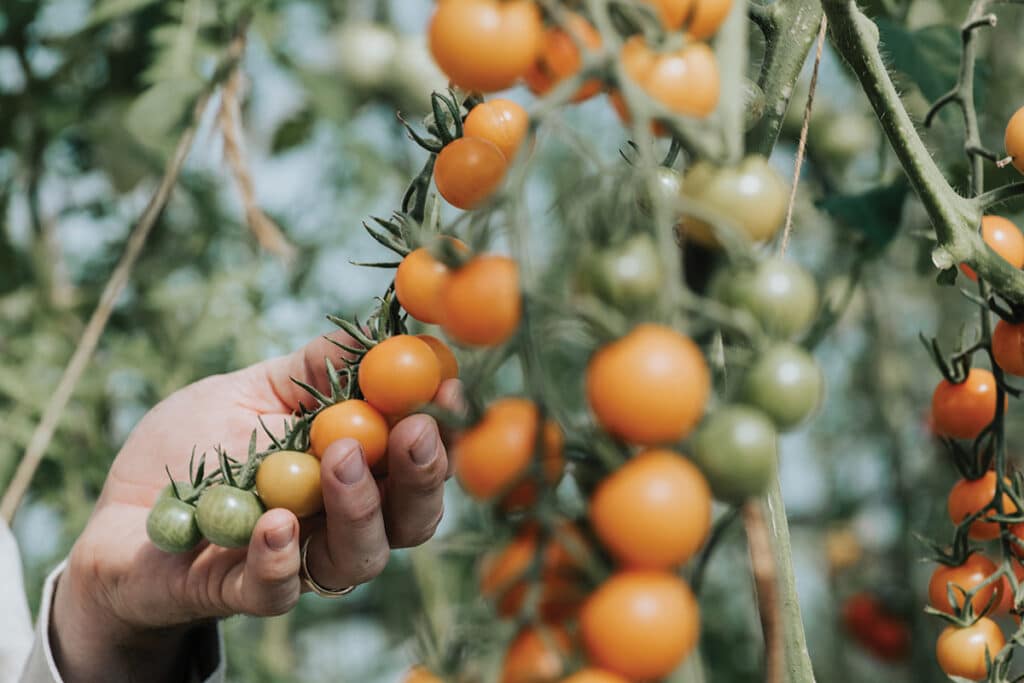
[0,521,34,683]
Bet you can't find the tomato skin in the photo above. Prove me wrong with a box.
[147,497,201,553]
[402,666,443,683]
[255,450,323,519]
[396,248,451,325]
[435,137,508,210]
[195,486,265,549]
[721,258,819,339]
[586,324,710,445]
[429,0,543,93]
[928,554,1002,616]
[590,449,711,569]
[642,0,694,28]
[687,0,733,39]
[692,406,778,503]
[440,255,521,347]
[358,335,441,417]
[679,156,788,246]
[416,334,460,382]
[464,98,530,161]
[560,670,631,683]
[455,398,563,501]
[993,320,1024,376]
[935,617,1005,681]
[309,400,389,466]
[525,13,603,102]
[948,471,1018,541]
[1005,105,1024,174]
[961,216,1024,281]
[580,571,699,680]
[501,625,571,683]
[931,368,1003,440]
[742,344,824,430]
[575,235,664,309]
[620,37,720,118]
[841,593,910,662]
[157,480,197,503]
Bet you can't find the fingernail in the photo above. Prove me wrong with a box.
[335,450,366,485]
[412,426,440,466]
[265,523,294,551]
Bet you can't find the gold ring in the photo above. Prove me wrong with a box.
[300,536,356,598]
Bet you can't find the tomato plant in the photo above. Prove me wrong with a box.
[935,618,1005,681]
[195,486,264,549]
[309,400,389,466]
[255,450,323,518]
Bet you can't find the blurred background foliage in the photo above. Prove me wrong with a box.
[4,0,1024,681]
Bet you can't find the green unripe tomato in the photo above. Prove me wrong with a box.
[678,156,789,248]
[692,406,778,503]
[638,167,684,216]
[158,480,197,502]
[727,258,819,338]
[743,343,824,430]
[195,485,264,548]
[742,79,766,132]
[576,235,664,308]
[147,498,202,554]
[808,111,878,167]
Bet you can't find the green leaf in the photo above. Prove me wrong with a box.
[87,0,161,26]
[817,179,909,253]
[271,108,316,154]
[876,21,960,102]
[124,78,204,156]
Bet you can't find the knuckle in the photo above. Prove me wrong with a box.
[342,493,382,529]
[248,581,301,617]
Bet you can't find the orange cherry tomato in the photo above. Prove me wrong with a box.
[525,13,603,103]
[619,37,720,118]
[464,98,530,161]
[560,670,631,683]
[586,324,710,445]
[455,398,563,501]
[255,450,323,518]
[948,471,1018,541]
[960,215,1024,281]
[309,399,389,466]
[358,335,441,417]
[501,625,572,683]
[928,554,1003,616]
[1005,105,1024,174]
[440,255,521,347]
[417,334,460,382]
[402,666,443,683]
[931,368,1003,440]
[686,0,733,39]
[590,449,711,569]
[435,137,508,210]
[580,570,699,680]
[935,617,1005,681]
[993,320,1024,376]
[396,247,449,325]
[642,0,694,28]
[429,0,543,93]
[479,523,586,621]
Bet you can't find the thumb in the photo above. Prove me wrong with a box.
[226,509,302,617]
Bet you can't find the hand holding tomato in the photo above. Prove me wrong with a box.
[49,332,462,682]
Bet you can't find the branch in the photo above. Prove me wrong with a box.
[745,502,783,683]
[976,182,1024,210]
[0,28,250,524]
[822,0,1024,304]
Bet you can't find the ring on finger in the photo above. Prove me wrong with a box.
[300,536,356,598]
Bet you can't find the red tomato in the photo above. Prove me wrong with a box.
[358,335,441,417]
[931,368,1003,440]
[935,618,1005,681]
[1005,105,1024,174]
[928,554,1002,616]
[960,215,1024,281]
[993,319,1024,376]
[948,471,1018,541]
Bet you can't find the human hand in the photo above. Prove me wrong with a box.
[49,332,461,682]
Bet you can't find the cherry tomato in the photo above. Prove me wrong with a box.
[590,449,711,569]
[479,523,586,621]
[692,405,778,503]
[501,625,571,683]
[255,450,323,518]
[358,335,441,417]
[586,324,710,445]
[928,554,1002,616]
[742,343,824,430]
[309,400,389,466]
[147,497,201,553]
[464,98,530,161]
[687,0,733,39]
[416,334,460,382]
[720,258,819,339]
[334,22,398,91]
[440,255,521,347]
[1005,105,1024,174]
[455,398,563,501]
[195,485,264,548]
[396,248,449,325]
[525,13,603,102]
[993,320,1024,376]
[679,156,788,246]
[961,215,1024,281]
[157,480,197,502]
[575,235,665,309]
[935,617,1005,681]
[560,670,631,683]
[434,137,508,210]
[429,0,543,93]
[620,37,719,118]
[402,666,443,683]
[580,570,699,680]
[948,471,1018,541]
[841,593,910,662]
[931,368,1003,440]
[642,0,694,28]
